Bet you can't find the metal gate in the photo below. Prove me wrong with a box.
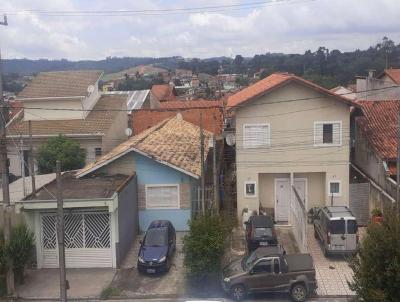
[41,210,112,268]
[349,183,370,226]
[290,184,307,253]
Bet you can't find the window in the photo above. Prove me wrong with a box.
[347,220,358,234]
[328,180,341,197]
[273,258,280,274]
[146,185,180,209]
[243,123,270,148]
[95,147,102,157]
[252,259,272,274]
[244,181,256,198]
[314,121,342,146]
[329,220,345,234]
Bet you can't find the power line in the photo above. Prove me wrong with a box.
[0,0,313,17]
[12,84,400,113]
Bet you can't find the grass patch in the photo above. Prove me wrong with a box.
[100,286,121,300]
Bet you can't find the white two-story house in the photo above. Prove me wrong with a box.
[227,73,358,226]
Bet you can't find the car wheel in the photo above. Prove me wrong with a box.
[290,283,307,302]
[314,227,318,239]
[230,284,246,301]
[323,244,329,257]
[165,258,171,272]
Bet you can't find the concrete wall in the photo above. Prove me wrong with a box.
[102,101,128,153]
[235,81,350,216]
[356,77,400,100]
[133,153,198,231]
[116,174,138,267]
[23,98,84,121]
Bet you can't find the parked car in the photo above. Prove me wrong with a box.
[222,250,317,301]
[245,215,278,252]
[137,220,176,274]
[313,206,358,256]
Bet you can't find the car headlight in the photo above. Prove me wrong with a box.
[224,277,231,283]
[158,256,166,263]
[138,256,145,263]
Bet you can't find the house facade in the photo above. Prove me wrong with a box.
[227,73,356,223]
[77,116,212,231]
[6,70,129,177]
[15,172,138,269]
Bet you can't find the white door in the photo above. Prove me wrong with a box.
[293,178,307,207]
[275,179,290,222]
[40,211,112,268]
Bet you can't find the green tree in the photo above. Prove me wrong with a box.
[37,135,86,174]
[349,211,400,302]
[183,212,234,275]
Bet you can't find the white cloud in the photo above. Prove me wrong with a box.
[0,0,399,59]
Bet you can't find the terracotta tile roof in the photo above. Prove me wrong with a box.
[159,99,223,109]
[356,100,400,160]
[6,94,126,137]
[227,72,357,108]
[132,107,223,135]
[77,117,212,178]
[383,69,400,84]
[151,84,177,102]
[17,70,103,99]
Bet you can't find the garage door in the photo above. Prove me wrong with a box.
[41,210,112,268]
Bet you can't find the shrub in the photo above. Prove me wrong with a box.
[183,212,233,275]
[371,208,382,216]
[37,135,86,174]
[348,211,400,302]
[100,286,121,300]
[7,224,35,284]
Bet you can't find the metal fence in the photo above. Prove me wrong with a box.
[192,186,215,216]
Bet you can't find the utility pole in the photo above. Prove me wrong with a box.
[56,161,67,302]
[200,113,205,214]
[28,121,36,196]
[0,14,14,297]
[19,134,26,196]
[396,112,400,216]
[212,114,219,213]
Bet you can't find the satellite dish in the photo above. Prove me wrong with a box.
[125,128,133,137]
[87,85,95,94]
[226,133,236,146]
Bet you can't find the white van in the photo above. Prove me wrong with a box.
[313,206,358,256]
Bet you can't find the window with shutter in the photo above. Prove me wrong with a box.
[243,123,270,148]
[314,121,342,146]
[146,185,180,209]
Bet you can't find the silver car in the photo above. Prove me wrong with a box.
[313,206,358,256]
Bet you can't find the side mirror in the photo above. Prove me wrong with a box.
[249,269,254,275]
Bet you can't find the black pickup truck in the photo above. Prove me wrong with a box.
[221,247,317,301]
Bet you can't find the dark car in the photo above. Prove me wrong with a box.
[222,251,317,301]
[245,215,278,252]
[137,220,176,274]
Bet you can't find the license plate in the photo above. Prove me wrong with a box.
[260,241,269,246]
[147,269,156,273]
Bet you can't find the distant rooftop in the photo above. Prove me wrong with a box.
[17,70,103,99]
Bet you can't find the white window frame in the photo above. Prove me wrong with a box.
[328,180,342,197]
[243,123,271,149]
[244,181,257,198]
[313,121,342,147]
[145,184,180,209]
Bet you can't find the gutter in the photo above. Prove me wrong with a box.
[350,162,395,203]
[7,133,104,139]
[16,96,85,101]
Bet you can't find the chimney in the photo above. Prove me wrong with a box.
[367,69,375,78]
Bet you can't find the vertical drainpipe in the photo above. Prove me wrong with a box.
[289,172,294,226]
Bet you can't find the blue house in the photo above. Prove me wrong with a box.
[77,116,213,231]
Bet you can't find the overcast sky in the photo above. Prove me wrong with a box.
[0,0,399,60]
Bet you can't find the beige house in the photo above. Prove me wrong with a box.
[227,73,357,224]
[6,70,128,176]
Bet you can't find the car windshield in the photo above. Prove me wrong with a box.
[254,227,273,237]
[144,228,168,246]
[329,220,346,234]
[242,252,258,270]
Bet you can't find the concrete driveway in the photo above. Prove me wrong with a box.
[110,232,186,299]
[16,268,116,300]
